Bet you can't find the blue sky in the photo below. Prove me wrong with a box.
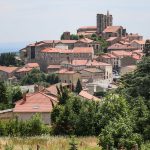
[0,0,150,44]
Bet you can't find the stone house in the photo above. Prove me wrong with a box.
[13,92,58,124]
[130,40,145,50]
[0,66,18,81]
[80,67,104,83]
[102,26,126,39]
[57,69,81,88]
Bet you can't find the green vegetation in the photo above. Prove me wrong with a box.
[0,114,50,137]
[0,82,22,110]
[75,79,82,94]
[21,69,59,86]
[91,34,108,53]
[0,52,22,67]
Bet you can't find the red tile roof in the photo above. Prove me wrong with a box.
[103,26,122,33]
[47,65,61,69]
[13,92,58,113]
[16,67,33,73]
[73,47,94,53]
[0,66,18,73]
[25,63,39,68]
[41,47,94,54]
[86,60,111,67]
[108,43,136,50]
[79,90,100,101]
[78,38,93,43]
[45,83,69,96]
[111,50,132,57]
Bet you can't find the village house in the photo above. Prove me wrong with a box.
[74,38,101,54]
[126,33,143,42]
[77,26,97,37]
[86,60,113,83]
[38,47,94,71]
[13,92,58,124]
[102,26,126,39]
[15,63,40,79]
[130,40,145,50]
[61,59,89,71]
[47,65,61,74]
[80,67,104,83]
[96,53,119,70]
[0,66,18,81]
[57,69,81,88]
[120,65,137,76]
[107,43,137,52]
[106,37,120,46]
[111,50,143,69]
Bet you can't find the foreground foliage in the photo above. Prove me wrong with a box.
[0,114,50,137]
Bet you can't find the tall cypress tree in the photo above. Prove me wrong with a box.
[75,79,82,94]
[0,82,7,103]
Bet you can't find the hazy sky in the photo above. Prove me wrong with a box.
[0,0,150,43]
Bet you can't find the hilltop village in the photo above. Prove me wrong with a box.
[0,11,145,124]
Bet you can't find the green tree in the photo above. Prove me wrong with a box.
[21,69,47,85]
[99,117,142,150]
[0,81,7,104]
[46,74,59,84]
[57,85,70,105]
[75,79,82,94]
[143,40,150,56]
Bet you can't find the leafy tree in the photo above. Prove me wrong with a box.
[0,81,7,104]
[75,79,82,94]
[99,117,142,150]
[143,40,150,56]
[0,52,20,66]
[70,34,79,40]
[21,69,47,85]
[46,74,59,85]
[57,85,70,105]
[99,94,131,130]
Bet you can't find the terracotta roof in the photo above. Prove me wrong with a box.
[13,92,58,113]
[73,47,94,53]
[0,66,18,73]
[71,60,88,66]
[25,63,39,68]
[47,65,61,69]
[45,83,69,96]
[78,38,93,43]
[79,90,100,101]
[103,26,122,33]
[108,43,136,50]
[41,48,69,53]
[111,50,132,57]
[86,60,111,67]
[58,69,77,74]
[99,53,117,59]
[106,37,118,42]
[16,67,33,73]
[131,40,145,45]
[41,47,94,54]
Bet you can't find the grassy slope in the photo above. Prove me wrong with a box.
[0,136,100,150]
